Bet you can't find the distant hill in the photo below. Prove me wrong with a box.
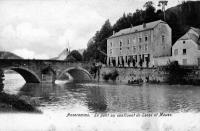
[0,51,23,59]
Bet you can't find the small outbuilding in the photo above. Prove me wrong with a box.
[172,27,200,66]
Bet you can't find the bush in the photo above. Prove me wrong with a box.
[110,70,119,81]
[102,72,110,81]
[165,61,192,84]
[66,50,82,62]
[102,70,119,82]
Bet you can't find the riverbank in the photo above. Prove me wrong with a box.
[99,67,165,83]
[99,66,200,85]
[0,92,41,113]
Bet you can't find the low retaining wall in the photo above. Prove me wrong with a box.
[99,67,168,83]
[99,67,200,84]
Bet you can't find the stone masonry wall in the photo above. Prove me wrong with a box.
[99,67,168,83]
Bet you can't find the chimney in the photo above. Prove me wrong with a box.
[131,24,133,28]
[143,23,146,28]
[113,31,115,35]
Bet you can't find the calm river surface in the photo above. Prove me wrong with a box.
[3,73,200,113]
[2,73,200,131]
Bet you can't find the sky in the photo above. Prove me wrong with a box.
[0,0,181,59]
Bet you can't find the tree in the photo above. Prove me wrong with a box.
[66,50,82,62]
[132,59,136,67]
[139,59,143,68]
[143,1,157,22]
[113,13,131,32]
[96,20,112,63]
[146,57,150,68]
[83,20,113,63]
[143,1,154,9]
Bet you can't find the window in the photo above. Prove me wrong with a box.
[145,44,148,51]
[174,49,178,56]
[127,39,130,44]
[145,36,148,42]
[132,38,136,44]
[110,42,112,47]
[110,49,112,54]
[139,45,142,51]
[139,37,142,43]
[162,35,165,43]
[183,49,186,55]
[120,41,122,47]
[183,41,185,44]
[183,59,187,65]
[133,46,136,53]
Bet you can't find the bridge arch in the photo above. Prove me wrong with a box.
[6,67,41,83]
[59,67,92,82]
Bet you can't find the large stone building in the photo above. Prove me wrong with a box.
[172,27,200,66]
[107,20,172,67]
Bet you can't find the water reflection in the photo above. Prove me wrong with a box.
[3,73,200,113]
[13,82,200,113]
[163,85,200,112]
[86,85,107,112]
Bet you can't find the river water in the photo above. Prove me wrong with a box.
[1,73,200,131]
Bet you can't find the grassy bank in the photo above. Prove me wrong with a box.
[0,92,41,113]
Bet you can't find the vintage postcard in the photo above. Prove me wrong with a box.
[0,0,200,130]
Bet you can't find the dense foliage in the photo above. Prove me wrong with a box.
[66,50,82,62]
[166,1,200,44]
[165,61,192,84]
[83,1,200,63]
[83,20,112,63]
[102,70,119,82]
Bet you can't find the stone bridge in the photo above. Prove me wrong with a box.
[0,59,93,83]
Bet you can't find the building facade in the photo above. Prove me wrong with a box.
[107,20,172,67]
[172,27,200,66]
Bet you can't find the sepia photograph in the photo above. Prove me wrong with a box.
[0,0,200,130]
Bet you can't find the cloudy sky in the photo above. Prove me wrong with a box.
[0,0,180,59]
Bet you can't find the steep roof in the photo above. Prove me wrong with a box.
[178,27,200,44]
[50,48,70,60]
[108,20,166,39]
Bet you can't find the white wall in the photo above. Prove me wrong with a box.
[153,23,172,57]
[172,39,200,65]
[153,56,172,66]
